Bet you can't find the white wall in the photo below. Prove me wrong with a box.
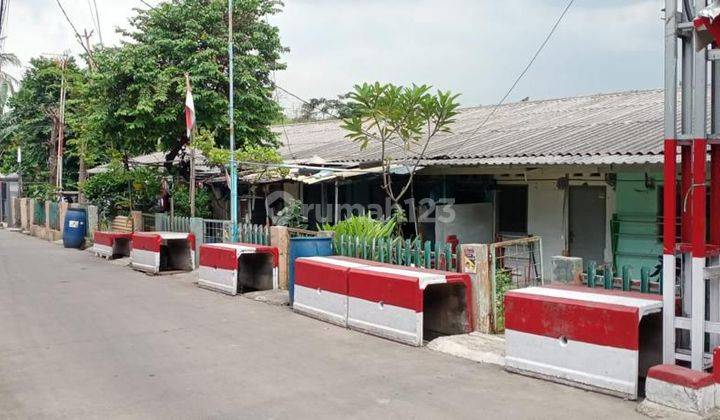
[527,181,567,280]
[435,203,494,245]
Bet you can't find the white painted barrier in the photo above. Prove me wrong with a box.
[504,285,663,399]
[198,242,279,295]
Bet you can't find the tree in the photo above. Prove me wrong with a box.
[341,82,460,223]
[0,57,85,188]
[296,93,360,122]
[81,0,287,175]
[0,52,20,113]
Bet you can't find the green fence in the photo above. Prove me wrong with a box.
[48,202,60,230]
[157,214,190,232]
[334,235,458,271]
[236,222,270,245]
[584,261,661,294]
[33,201,45,226]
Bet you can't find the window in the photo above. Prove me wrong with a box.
[497,185,528,234]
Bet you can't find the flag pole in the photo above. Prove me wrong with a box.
[185,73,196,218]
[228,0,238,241]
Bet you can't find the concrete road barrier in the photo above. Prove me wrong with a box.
[347,264,473,346]
[130,232,195,275]
[294,256,473,346]
[92,232,132,259]
[294,256,370,327]
[504,285,663,399]
[198,242,279,295]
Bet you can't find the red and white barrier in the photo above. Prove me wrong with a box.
[130,232,196,275]
[294,256,370,327]
[347,264,473,346]
[92,231,132,259]
[293,256,473,346]
[198,242,279,295]
[504,286,663,399]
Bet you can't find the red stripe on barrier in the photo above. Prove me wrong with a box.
[199,244,238,270]
[648,364,714,389]
[131,233,162,252]
[295,259,349,295]
[504,291,641,350]
[94,232,133,247]
[348,269,423,312]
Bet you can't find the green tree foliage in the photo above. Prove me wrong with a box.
[171,183,212,218]
[274,198,307,228]
[0,57,85,186]
[296,93,360,122]
[341,82,460,218]
[80,162,163,218]
[0,52,21,113]
[82,0,287,165]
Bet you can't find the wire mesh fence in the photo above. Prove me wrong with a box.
[141,213,156,232]
[491,237,543,332]
[202,219,270,245]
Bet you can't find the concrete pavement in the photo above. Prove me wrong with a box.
[0,230,645,419]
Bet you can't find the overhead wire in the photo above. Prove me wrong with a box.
[451,0,575,155]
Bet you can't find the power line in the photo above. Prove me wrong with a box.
[452,0,575,154]
[274,84,422,155]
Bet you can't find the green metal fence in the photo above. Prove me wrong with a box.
[334,235,458,271]
[236,222,270,245]
[34,201,45,226]
[48,202,60,230]
[157,214,190,232]
[583,261,661,294]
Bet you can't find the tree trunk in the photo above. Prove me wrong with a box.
[78,157,87,203]
[48,121,58,187]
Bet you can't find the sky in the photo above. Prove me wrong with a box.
[6,0,664,114]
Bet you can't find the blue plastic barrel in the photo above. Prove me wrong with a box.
[289,237,333,304]
[63,208,87,249]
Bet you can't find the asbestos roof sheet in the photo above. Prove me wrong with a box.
[273,89,665,166]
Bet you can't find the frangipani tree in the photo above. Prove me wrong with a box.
[341,82,460,220]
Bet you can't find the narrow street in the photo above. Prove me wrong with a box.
[0,230,643,419]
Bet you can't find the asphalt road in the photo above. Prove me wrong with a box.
[0,229,644,419]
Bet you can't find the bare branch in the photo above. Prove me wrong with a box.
[55,0,96,69]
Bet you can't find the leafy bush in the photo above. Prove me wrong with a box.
[275,198,307,229]
[25,183,57,201]
[171,184,212,219]
[494,269,513,332]
[81,162,162,219]
[319,215,397,246]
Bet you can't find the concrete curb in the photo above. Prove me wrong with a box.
[427,332,505,366]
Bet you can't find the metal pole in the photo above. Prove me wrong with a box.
[690,0,708,371]
[662,0,678,365]
[334,179,339,223]
[228,0,238,242]
[186,73,196,218]
[56,54,67,194]
[710,36,720,350]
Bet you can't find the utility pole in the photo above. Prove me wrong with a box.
[56,53,68,195]
[228,0,238,241]
[185,73,196,218]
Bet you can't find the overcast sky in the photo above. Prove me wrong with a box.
[7,0,663,113]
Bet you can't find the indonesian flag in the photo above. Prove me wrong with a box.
[185,73,196,138]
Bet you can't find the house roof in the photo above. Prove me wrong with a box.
[87,150,220,177]
[273,89,665,166]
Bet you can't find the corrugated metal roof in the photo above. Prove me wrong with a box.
[274,89,665,166]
